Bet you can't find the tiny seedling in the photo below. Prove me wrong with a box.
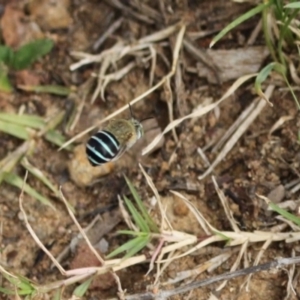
[0,38,54,92]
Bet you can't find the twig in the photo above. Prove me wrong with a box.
[198,84,275,180]
[111,256,300,300]
[103,0,155,24]
[93,17,124,51]
[129,0,162,22]
[183,38,221,84]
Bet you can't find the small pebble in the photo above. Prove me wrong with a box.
[173,195,189,216]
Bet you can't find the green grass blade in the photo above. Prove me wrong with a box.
[284,77,300,110]
[73,277,93,297]
[124,176,159,232]
[285,2,300,9]
[269,202,300,226]
[254,62,286,103]
[107,236,143,258]
[45,130,72,150]
[0,287,14,295]
[1,273,34,295]
[255,62,276,84]
[0,119,30,140]
[52,289,62,300]
[18,84,71,96]
[21,158,60,197]
[210,3,269,47]
[0,141,33,184]
[124,196,149,232]
[0,113,45,128]
[106,235,149,259]
[117,230,147,236]
[3,172,55,209]
[123,235,151,259]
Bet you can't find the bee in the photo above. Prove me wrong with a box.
[86,105,144,166]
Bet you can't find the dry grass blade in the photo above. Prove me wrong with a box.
[164,78,178,143]
[5,172,54,208]
[0,140,33,172]
[153,250,175,286]
[0,265,17,279]
[139,164,171,231]
[244,237,273,291]
[18,172,66,276]
[59,188,105,266]
[216,240,248,291]
[109,256,300,299]
[211,176,240,232]
[170,190,212,235]
[21,157,60,198]
[60,24,186,150]
[143,74,257,156]
[93,17,124,51]
[198,84,275,180]
[104,0,155,24]
[212,98,258,153]
[97,61,136,101]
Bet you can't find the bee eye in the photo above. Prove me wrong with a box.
[86,130,120,166]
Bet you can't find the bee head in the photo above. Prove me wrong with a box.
[131,118,144,140]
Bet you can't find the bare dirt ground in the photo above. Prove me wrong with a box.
[1,0,300,299]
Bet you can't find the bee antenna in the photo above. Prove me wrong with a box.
[128,103,135,119]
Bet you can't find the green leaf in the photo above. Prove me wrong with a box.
[0,46,14,66]
[0,113,45,129]
[73,277,93,297]
[285,2,300,9]
[254,62,286,104]
[0,119,30,140]
[3,172,55,209]
[210,3,269,47]
[12,39,54,70]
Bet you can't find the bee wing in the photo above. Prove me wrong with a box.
[111,145,128,162]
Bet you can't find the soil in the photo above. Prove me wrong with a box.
[1,1,300,300]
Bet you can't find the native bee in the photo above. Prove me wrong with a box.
[86,105,144,166]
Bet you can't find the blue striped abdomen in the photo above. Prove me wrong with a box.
[86,130,120,166]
